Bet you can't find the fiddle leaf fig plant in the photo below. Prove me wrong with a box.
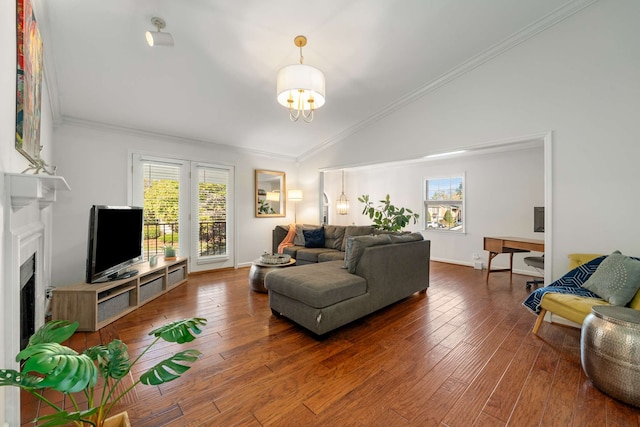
[358,194,420,232]
[0,317,207,427]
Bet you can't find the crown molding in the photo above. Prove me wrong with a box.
[59,117,299,162]
[297,0,599,162]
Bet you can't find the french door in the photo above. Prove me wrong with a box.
[131,154,235,272]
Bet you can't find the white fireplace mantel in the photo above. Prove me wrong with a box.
[3,172,70,426]
[6,173,70,209]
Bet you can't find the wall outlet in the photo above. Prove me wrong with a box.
[472,252,479,260]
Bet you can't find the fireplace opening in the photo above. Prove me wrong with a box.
[20,254,36,350]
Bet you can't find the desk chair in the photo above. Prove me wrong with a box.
[524,255,544,288]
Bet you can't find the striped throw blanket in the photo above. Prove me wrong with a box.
[522,256,605,314]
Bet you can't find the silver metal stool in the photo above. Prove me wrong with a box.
[581,305,640,407]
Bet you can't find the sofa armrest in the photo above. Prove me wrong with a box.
[356,240,430,307]
[272,225,290,254]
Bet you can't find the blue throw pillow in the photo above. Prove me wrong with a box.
[303,227,325,248]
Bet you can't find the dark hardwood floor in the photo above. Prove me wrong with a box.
[22,262,640,426]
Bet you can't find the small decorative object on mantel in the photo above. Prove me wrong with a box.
[0,318,207,427]
[358,194,420,232]
[21,149,57,175]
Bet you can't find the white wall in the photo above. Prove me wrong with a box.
[1,0,56,422]
[323,145,544,273]
[51,124,298,287]
[0,1,13,421]
[299,0,640,280]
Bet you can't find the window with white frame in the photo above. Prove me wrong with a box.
[424,175,465,232]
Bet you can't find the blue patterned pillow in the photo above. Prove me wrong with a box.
[303,227,325,248]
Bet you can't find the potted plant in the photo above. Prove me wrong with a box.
[358,194,420,232]
[0,317,207,427]
[257,199,275,214]
[164,245,176,260]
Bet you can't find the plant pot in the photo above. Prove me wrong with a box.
[104,411,131,427]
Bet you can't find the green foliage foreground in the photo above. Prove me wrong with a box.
[0,318,207,427]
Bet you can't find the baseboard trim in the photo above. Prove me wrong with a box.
[430,257,543,277]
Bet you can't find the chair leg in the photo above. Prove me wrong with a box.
[526,278,544,289]
[532,308,547,335]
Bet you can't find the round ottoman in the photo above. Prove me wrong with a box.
[248,259,296,293]
[581,305,640,407]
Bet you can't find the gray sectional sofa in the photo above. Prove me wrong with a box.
[272,224,377,264]
[266,227,430,336]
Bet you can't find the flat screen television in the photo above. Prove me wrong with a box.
[86,205,144,283]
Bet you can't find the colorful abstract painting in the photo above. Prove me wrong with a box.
[16,0,43,163]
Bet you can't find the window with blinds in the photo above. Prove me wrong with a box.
[142,162,181,259]
[197,166,228,258]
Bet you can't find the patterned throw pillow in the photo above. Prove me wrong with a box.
[303,227,325,248]
[582,251,640,306]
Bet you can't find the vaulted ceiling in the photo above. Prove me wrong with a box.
[38,0,588,159]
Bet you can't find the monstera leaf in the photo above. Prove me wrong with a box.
[17,343,98,393]
[140,349,202,385]
[0,369,44,390]
[33,408,98,427]
[148,317,207,344]
[85,339,131,379]
[27,320,78,346]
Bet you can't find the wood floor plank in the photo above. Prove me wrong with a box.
[441,347,517,426]
[573,369,608,426]
[482,342,540,422]
[506,341,561,426]
[539,356,581,426]
[21,262,640,426]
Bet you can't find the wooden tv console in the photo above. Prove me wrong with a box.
[52,257,188,331]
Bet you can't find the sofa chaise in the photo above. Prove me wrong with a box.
[265,233,430,336]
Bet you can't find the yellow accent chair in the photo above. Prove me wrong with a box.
[531,253,640,334]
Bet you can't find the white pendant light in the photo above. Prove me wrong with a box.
[336,170,349,215]
[276,35,325,123]
[146,17,174,47]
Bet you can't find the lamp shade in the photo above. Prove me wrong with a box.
[276,64,326,110]
[288,190,303,201]
[266,191,280,202]
[146,31,174,47]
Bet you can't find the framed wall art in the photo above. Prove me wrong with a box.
[16,0,43,165]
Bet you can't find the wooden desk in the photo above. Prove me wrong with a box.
[484,236,544,283]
